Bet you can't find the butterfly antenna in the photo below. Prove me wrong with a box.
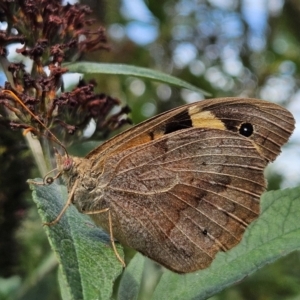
[2,89,69,157]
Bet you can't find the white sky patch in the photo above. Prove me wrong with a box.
[288,92,300,144]
[108,24,126,42]
[62,73,83,90]
[173,43,198,68]
[181,89,204,103]
[43,67,82,91]
[269,89,300,188]
[242,0,267,33]
[0,72,6,86]
[260,76,295,103]
[270,148,300,188]
[121,0,154,21]
[125,21,158,45]
[189,60,206,76]
[62,0,78,5]
[121,0,158,45]
[222,59,244,77]
[208,0,238,10]
[242,0,268,51]
[83,118,96,138]
[0,22,7,30]
[6,43,33,73]
[268,0,284,16]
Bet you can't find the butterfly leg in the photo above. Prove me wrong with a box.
[43,179,79,226]
[84,208,126,268]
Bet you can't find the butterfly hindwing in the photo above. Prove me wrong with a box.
[87,127,266,273]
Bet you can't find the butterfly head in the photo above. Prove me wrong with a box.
[51,150,74,185]
[62,156,73,172]
[54,151,90,189]
[55,151,73,173]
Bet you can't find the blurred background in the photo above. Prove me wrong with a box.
[0,0,299,299]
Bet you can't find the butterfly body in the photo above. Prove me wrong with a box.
[56,97,295,273]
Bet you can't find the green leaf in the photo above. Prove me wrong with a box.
[65,62,210,96]
[117,253,144,300]
[117,186,300,300]
[29,180,123,300]
[118,255,164,300]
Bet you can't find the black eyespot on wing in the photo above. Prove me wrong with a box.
[202,229,208,235]
[164,110,193,134]
[220,119,254,137]
[239,123,254,137]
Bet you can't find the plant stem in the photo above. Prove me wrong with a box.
[25,134,48,176]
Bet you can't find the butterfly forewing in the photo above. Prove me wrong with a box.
[86,98,295,165]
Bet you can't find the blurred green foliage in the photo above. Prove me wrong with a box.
[0,0,299,299]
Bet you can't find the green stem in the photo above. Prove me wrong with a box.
[25,134,48,176]
[137,258,164,300]
[41,135,56,170]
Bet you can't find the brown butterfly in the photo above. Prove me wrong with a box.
[53,97,294,273]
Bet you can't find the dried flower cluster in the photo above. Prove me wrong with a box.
[0,0,130,146]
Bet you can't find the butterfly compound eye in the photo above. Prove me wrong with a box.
[239,123,254,137]
[63,157,73,171]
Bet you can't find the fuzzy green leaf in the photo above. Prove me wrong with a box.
[30,180,123,300]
